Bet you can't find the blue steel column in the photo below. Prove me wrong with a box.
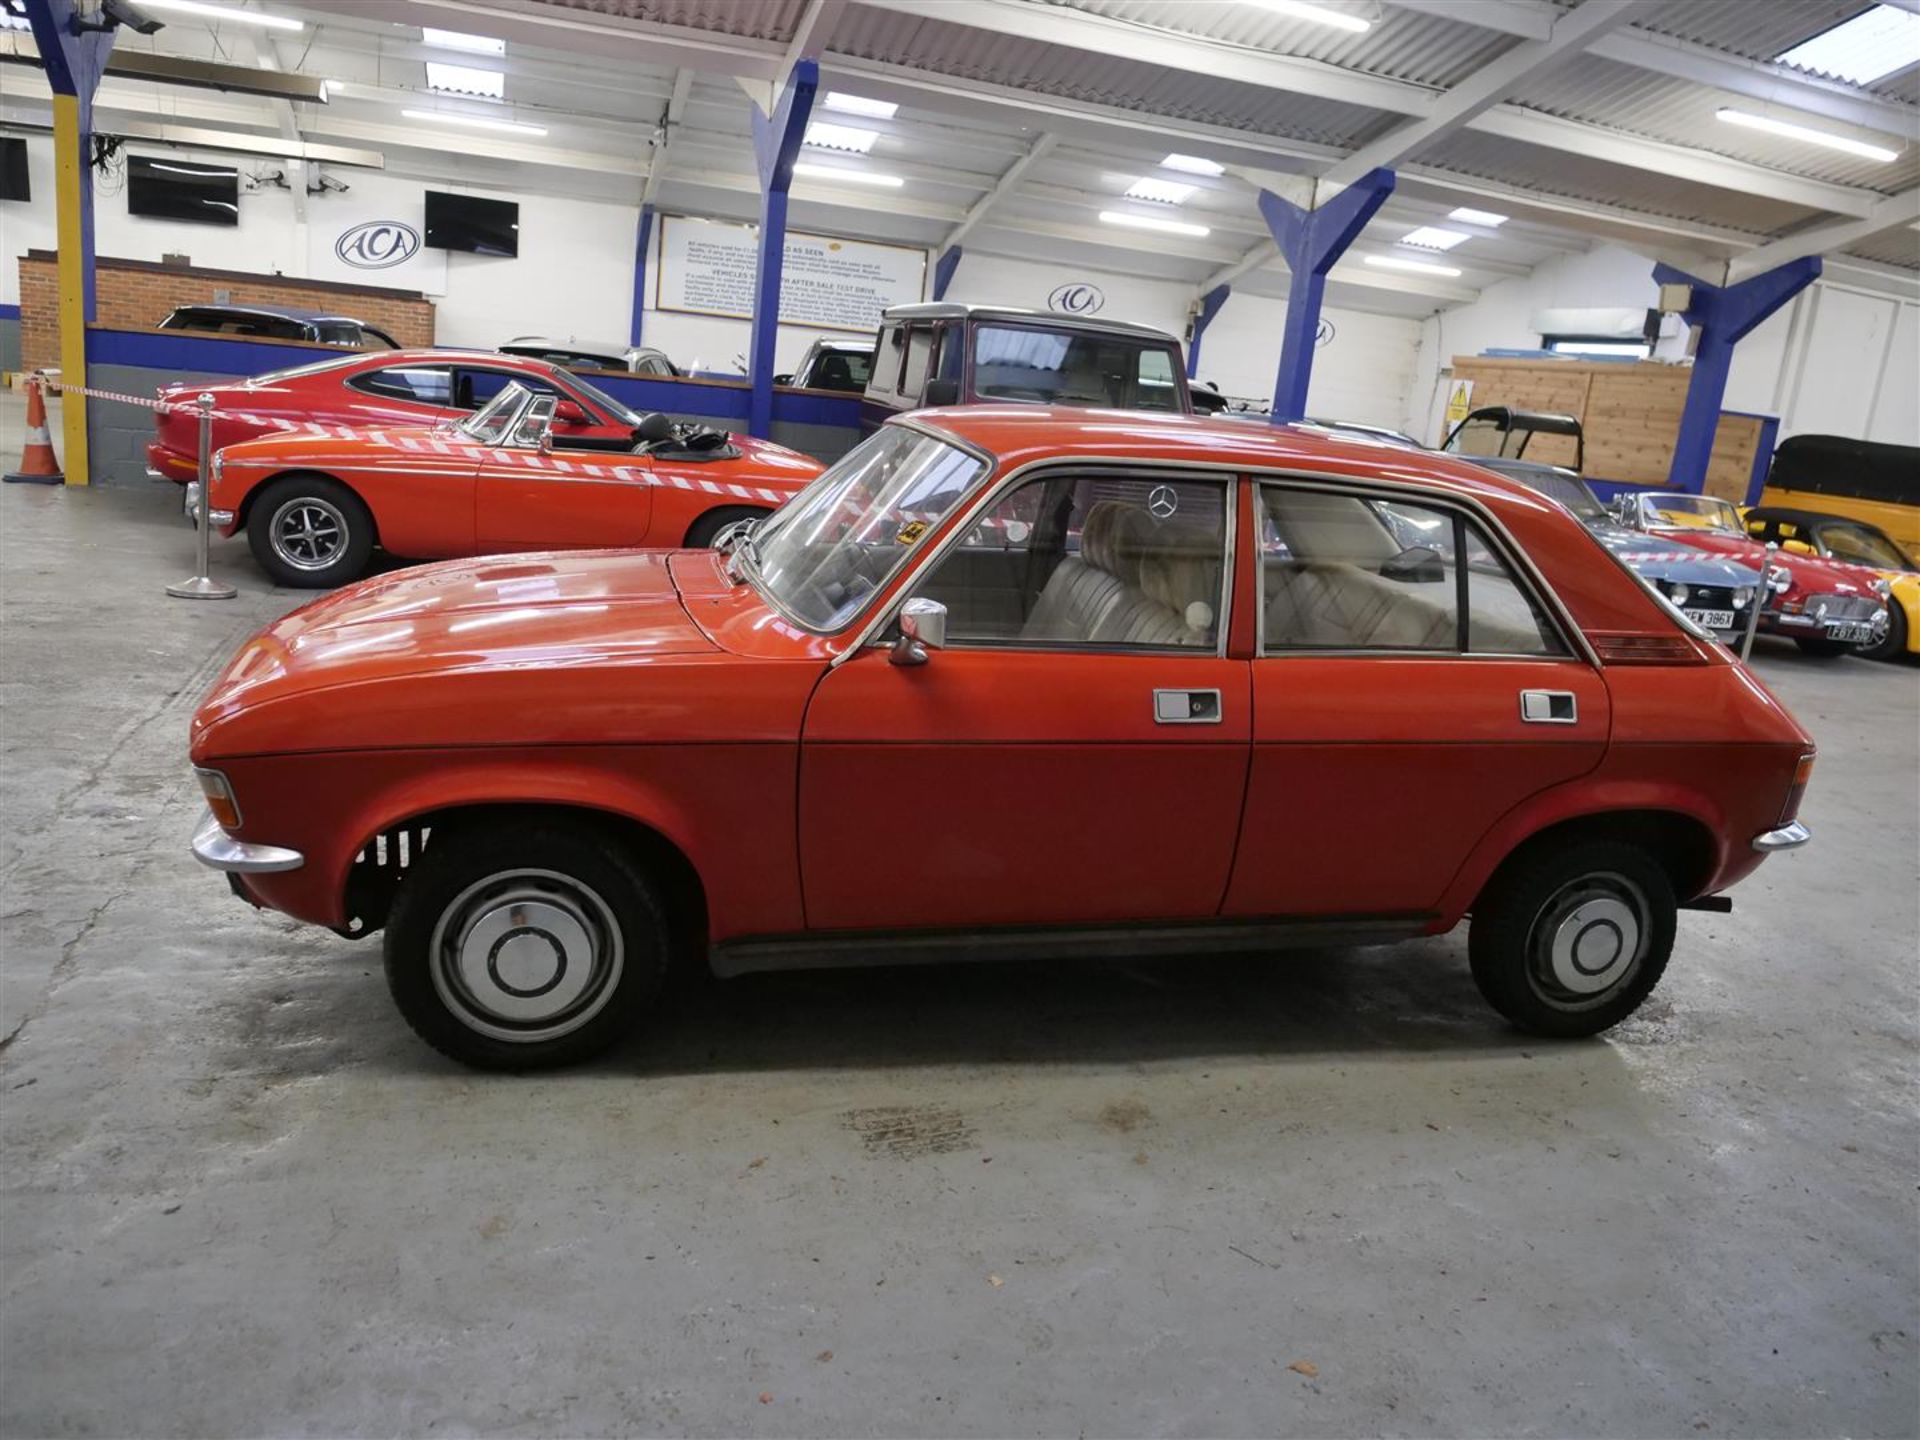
[1187,284,1230,380]
[629,203,655,347]
[746,58,819,439]
[24,0,115,483]
[932,245,962,301]
[1258,168,1394,423]
[1653,258,1821,494]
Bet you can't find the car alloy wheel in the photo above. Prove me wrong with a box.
[428,868,625,1044]
[269,495,350,572]
[1524,871,1649,1011]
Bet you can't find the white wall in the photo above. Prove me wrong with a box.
[1407,240,1920,449]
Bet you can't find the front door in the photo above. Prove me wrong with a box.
[473,394,654,552]
[1223,481,1610,918]
[800,469,1251,932]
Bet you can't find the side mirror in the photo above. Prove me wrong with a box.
[553,399,591,427]
[923,377,961,407]
[889,597,948,666]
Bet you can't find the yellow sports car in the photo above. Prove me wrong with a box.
[1746,507,1918,662]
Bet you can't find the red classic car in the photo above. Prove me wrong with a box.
[189,408,1816,1070]
[145,348,639,486]
[203,381,824,586]
[1610,491,1889,656]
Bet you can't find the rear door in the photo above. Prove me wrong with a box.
[1224,481,1609,919]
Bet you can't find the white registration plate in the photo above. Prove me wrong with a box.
[1685,609,1735,631]
[1825,621,1874,643]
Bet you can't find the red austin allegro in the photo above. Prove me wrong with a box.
[189,408,1817,1069]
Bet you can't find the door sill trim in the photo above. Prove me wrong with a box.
[710,915,1435,978]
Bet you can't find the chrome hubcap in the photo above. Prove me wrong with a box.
[269,497,347,570]
[429,869,623,1043]
[1529,872,1648,1009]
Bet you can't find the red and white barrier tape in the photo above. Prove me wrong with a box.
[33,374,344,436]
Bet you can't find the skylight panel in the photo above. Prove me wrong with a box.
[1448,206,1508,227]
[1162,153,1225,176]
[823,93,898,119]
[1776,5,1920,86]
[1126,176,1200,204]
[804,121,879,154]
[1399,225,1470,251]
[421,27,505,56]
[426,62,505,100]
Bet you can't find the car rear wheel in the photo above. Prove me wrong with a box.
[1792,636,1852,658]
[684,505,766,548]
[247,474,374,588]
[383,820,669,1070]
[1469,840,1675,1038]
[1858,604,1907,663]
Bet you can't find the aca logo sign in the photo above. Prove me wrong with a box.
[1047,282,1105,315]
[335,221,422,270]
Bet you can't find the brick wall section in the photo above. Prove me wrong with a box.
[17,252,436,373]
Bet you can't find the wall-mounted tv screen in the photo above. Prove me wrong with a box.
[0,138,28,203]
[127,154,239,226]
[424,189,519,257]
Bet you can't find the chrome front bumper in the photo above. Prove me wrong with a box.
[191,810,305,873]
[1752,820,1811,853]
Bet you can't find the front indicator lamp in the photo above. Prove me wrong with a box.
[1733,587,1754,608]
[195,767,242,829]
[1767,564,1793,594]
[1663,582,1690,606]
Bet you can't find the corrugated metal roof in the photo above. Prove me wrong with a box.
[831,6,1392,147]
[1624,0,1870,65]
[1421,129,1826,238]
[1043,0,1518,89]
[539,0,810,42]
[1509,56,1919,195]
[1843,227,1920,269]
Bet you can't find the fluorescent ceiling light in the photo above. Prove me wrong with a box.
[793,162,904,188]
[0,11,28,30]
[138,0,304,31]
[1235,0,1370,34]
[425,62,505,99]
[823,92,897,119]
[1364,253,1462,277]
[1162,153,1225,176]
[1399,225,1470,251]
[400,109,547,137]
[421,26,505,55]
[1448,206,1508,227]
[1776,4,1920,87]
[1126,176,1199,204]
[1716,108,1900,163]
[804,121,879,154]
[1100,210,1211,237]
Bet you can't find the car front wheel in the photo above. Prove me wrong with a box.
[1858,604,1907,663]
[247,474,374,588]
[1468,840,1676,1038]
[383,820,669,1070]
[684,505,767,548]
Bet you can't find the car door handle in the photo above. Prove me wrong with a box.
[1154,688,1222,724]
[1519,689,1578,724]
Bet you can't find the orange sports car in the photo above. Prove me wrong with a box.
[203,381,824,586]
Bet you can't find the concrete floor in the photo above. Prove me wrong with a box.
[2,393,1916,1438]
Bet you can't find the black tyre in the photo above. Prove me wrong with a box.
[247,474,374,588]
[684,505,766,548]
[1793,636,1852,658]
[1468,840,1676,1039]
[383,819,669,1070]
[1858,604,1907,663]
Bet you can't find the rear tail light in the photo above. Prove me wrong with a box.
[1779,750,1815,825]
[1589,631,1708,665]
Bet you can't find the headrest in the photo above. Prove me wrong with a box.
[1080,500,1154,581]
[1137,524,1220,635]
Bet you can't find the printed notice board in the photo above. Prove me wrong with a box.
[656,215,926,333]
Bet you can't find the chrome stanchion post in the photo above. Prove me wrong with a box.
[1739,568,1767,662]
[166,393,237,600]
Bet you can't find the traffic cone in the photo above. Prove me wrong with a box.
[4,379,63,485]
